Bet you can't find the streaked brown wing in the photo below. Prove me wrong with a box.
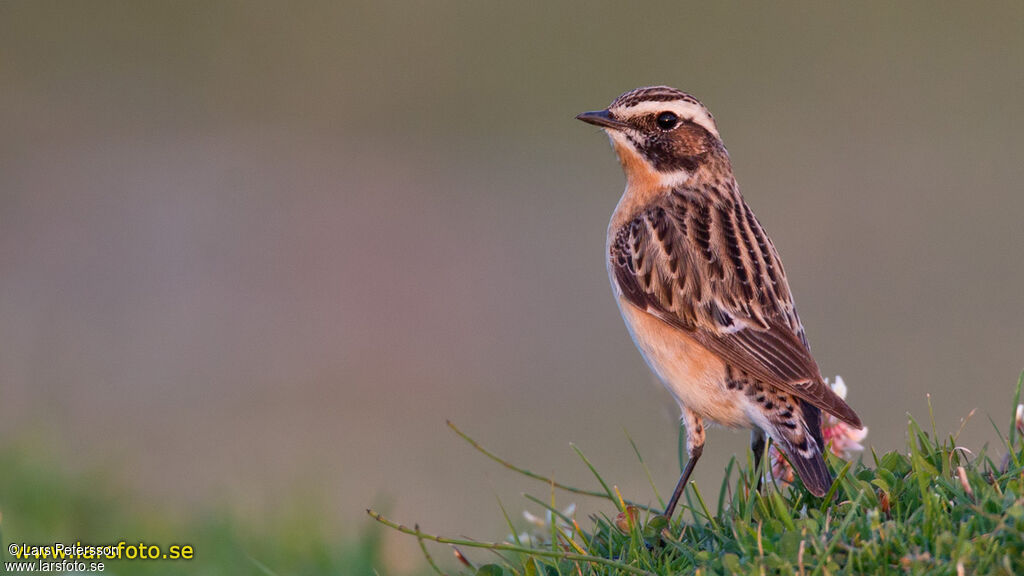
[611,189,862,428]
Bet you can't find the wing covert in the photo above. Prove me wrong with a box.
[610,189,861,428]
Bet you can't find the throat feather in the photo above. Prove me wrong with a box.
[613,139,690,197]
[608,139,691,232]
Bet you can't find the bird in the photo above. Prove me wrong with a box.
[576,86,862,519]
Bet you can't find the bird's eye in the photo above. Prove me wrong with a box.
[656,111,679,130]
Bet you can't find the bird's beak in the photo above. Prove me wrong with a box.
[576,109,629,131]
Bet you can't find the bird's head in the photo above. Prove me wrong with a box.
[577,86,726,189]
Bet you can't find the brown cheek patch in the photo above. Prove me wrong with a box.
[631,122,711,173]
[678,124,710,156]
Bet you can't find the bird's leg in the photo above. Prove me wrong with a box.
[663,408,705,519]
[750,428,767,491]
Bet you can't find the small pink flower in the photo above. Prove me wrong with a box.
[823,416,868,458]
[770,447,796,486]
[821,377,868,459]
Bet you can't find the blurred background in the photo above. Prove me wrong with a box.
[1,1,1022,573]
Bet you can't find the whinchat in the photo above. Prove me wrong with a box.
[577,86,862,518]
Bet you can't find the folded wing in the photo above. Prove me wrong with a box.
[610,188,861,428]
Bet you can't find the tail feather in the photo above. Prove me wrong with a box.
[784,445,832,497]
[774,400,833,497]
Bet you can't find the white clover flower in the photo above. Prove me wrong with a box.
[828,375,848,400]
[509,504,576,546]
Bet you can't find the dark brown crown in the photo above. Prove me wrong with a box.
[610,86,703,110]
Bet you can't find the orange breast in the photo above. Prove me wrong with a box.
[614,140,661,195]
[616,297,752,428]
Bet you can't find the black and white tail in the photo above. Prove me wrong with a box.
[772,400,832,497]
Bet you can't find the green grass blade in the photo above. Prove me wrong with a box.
[819,459,853,514]
[447,420,653,511]
[416,525,448,576]
[690,482,719,532]
[496,496,523,548]
[570,443,623,513]
[381,382,1024,576]
[626,428,665,508]
[1008,371,1022,450]
[367,509,657,576]
[246,553,283,576]
[717,457,736,516]
[677,421,686,473]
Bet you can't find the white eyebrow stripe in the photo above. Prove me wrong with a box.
[616,100,720,140]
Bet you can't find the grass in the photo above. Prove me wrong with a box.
[0,447,386,575]
[370,376,1024,575]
